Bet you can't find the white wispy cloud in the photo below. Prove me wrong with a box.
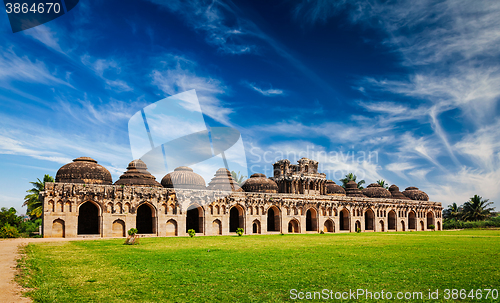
[80,54,133,92]
[243,81,285,96]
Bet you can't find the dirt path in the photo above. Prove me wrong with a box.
[0,237,89,303]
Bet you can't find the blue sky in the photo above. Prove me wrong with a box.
[1,0,500,212]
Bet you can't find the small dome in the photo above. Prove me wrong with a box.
[56,157,112,184]
[389,185,410,200]
[115,159,161,187]
[207,168,242,191]
[161,166,206,189]
[402,186,429,201]
[326,180,346,195]
[344,180,366,197]
[241,173,278,193]
[362,183,391,198]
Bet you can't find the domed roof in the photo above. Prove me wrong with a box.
[402,186,429,201]
[241,173,278,193]
[344,180,366,197]
[325,180,346,195]
[161,166,206,189]
[389,185,410,200]
[362,183,392,198]
[56,157,112,185]
[207,168,242,191]
[115,159,161,187]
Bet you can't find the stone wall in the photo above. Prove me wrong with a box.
[41,182,443,238]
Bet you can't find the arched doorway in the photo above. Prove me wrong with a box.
[409,211,416,230]
[364,209,374,230]
[288,219,299,233]
[379,220,385,232]
[212,219,222,235]
[186,205,204,234]
[166,219,178,236]
[112,219,125,237]
[52,219,65,238]
[229,205,244,232]
[401,220,406,231]
[252,220,261,234]
[437,221,441,231]
[388,210,396,230]
[323,219,334,233]
[137,204,154,234]
[267,206,280,232]
[306,208,318,231]
[355,220,361,232]
[420,220,425,231]
[340,209,349,231]
[78,202,99,235]
[427,212,435,229]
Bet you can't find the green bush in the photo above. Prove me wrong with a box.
[443,216,500,230]
[356,227,361,233]
[127,228,138,236]
[429,224,435,230]
[0,223,20,238]
[188,229,196,237]
[236,228,244,236]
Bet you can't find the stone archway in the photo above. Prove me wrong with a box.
[388,210,396,230]
[401,220,406,231]
[355,220,361,232]
[379,220,385,232]
[52,219,65,238]
[186,204,204,234]
[229,205,244,233]
[137,203,154,234]
[112,219,125,237]
[252,220,261,234]
[306,208,318,231]
[288,219,300,233]
[409,211,416,230]
[420,220,425,231]
[340,209,350,231]
[166,219,178,236]
[427,212,435,229]
[267,206,280,232]
[212,219,222,235]
[78,201,99,235]
[437,221,441,231]
[364,209,374,230]
[323,219,334,233]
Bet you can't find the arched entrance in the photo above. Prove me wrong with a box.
[252,220,261,234]
[401,220,406,231]
[364,209,374,230]
[388,210,396,230]
[379,220,385,232]
[306,208,318,231]
[427,212,435,229]
[340,209,349,231]
[166,219,178,236]
[288,219,299,233]
[229,205,244,232]
[437,221,441,231]
[355,220,361,232]
[137,204,154,234]
[323,219,334,233]
[212,219,222,235]
[267,206,280,232]
[52,219,65,238]
[420,220,425,231]
[112,219,125,237]
[409,211,416,230]
[78,201,99,235]
[186,205,204,233]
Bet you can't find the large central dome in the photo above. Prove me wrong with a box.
[161,166,206,189]
[115,159,161,187]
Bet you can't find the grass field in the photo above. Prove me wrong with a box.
[17,229,500,302]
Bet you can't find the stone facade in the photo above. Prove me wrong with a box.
[41,179,443,238]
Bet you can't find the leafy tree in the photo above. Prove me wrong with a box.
[23,174,54,219]
[340,173,365,189]
[443,202,462,220]
[462,195,495,221]
[377,179,389,189]
[0,207,22,227]
[231,171,247,186]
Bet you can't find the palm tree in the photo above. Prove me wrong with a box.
[340,173,365,189]
[461,195,495,221]
[377,179,389,189]
[23,174,54,219]
[442,202,462,220]
[231,171,247,186]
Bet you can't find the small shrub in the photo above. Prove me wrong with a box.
[429,224,435,230]
[124,228,139,245]
[0,223,20,238]
[356,227,361,233]
[320,230,324,234]
[188,229,196,237]
[127,228,138,236]
[236,228,244,236]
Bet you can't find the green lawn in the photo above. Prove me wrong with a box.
[18,230,500,302]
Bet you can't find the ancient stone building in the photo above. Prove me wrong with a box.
[42,157,443,238]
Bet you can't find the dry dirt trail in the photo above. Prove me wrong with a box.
[0,237,90,303]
